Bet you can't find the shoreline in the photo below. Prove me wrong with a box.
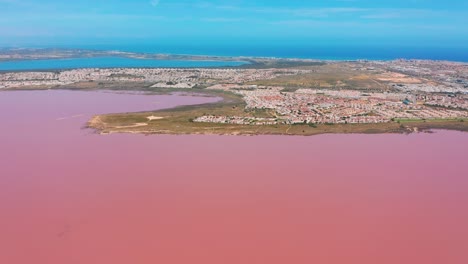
[2,46,468,63]
[3,48,467,66]
[1,86,466,137]
[86,89,468,137]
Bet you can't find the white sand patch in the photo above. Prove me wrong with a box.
[114,123,148,129]
[147,115,164,121]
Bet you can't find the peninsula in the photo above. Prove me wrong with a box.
[1,49,467,136]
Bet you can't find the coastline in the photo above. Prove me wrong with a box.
[86,89,468,137]
[1,50,467,137]
[3,45,468,62]
[0,47,433,65]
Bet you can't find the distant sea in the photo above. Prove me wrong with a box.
[60,44,468,62]
[1,44,467,71]
[0,57,247,71]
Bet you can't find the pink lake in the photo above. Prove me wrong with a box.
[0,90,467,264]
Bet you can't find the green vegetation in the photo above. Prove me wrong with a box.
[395,118,468,123]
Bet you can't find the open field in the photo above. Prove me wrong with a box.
[247,63,400,91]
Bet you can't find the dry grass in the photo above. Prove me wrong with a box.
[248,63,395,91]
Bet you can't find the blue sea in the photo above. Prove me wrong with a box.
[1,44,467,71]
[60,44,468,62]
[0,57,247,71]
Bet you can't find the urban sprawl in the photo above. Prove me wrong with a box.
[1,59,467,125]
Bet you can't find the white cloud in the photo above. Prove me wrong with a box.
[150,0,160,7]
[201,17,246,23]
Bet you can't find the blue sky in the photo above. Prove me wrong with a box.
[1,0,467,48]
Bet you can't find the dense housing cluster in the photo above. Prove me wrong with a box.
[195,86,467,125]
[0,68,311,89]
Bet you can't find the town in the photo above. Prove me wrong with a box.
[0,68,311,89]
[1,59,467,125]
[196,86,467,125]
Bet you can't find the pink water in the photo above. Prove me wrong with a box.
[0,90,467,264]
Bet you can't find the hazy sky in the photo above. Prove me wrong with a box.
[1,0,467,47]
